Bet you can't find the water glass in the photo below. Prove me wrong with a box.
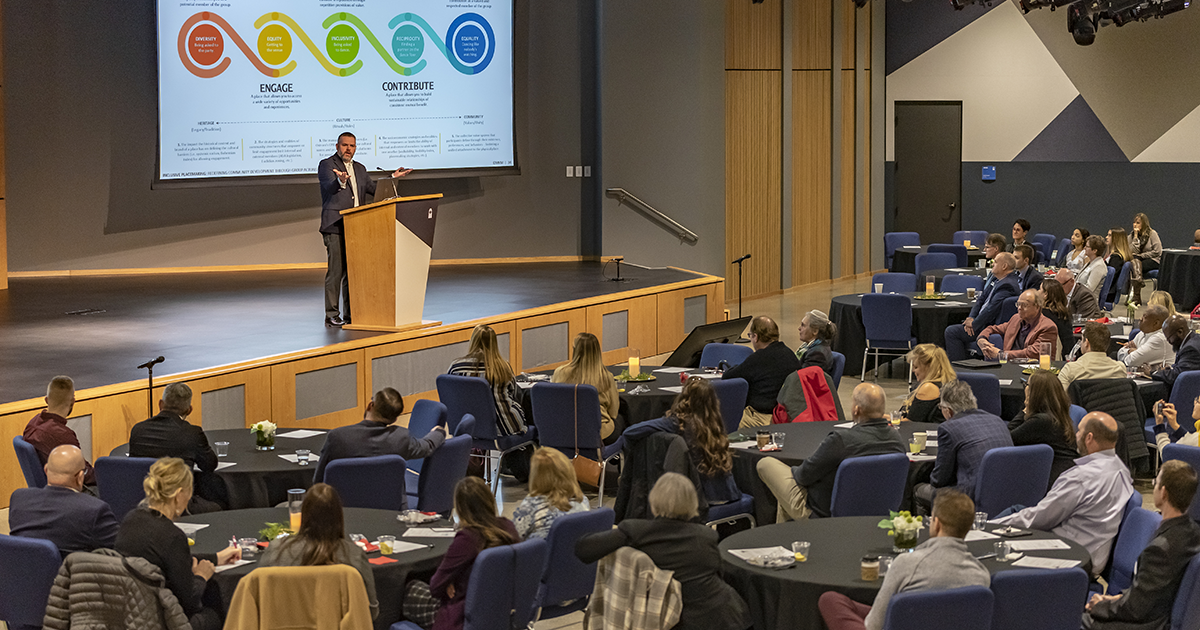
[288,488,305,531]
[378,535,396,555]
[296,449,311,466]
[792,541,810,562]
[238,537,258,560]
[974,512,989,530]
[890,410,903,427]
[909,437,922,454]
[771,432,786,448]
[874,283,884,294]
[994,541,1011,562]
[1123,324,1133,337]
[214,441,229,457]
[967,287,976,300]
[998,351,1007,364]
[977,259,986,269]
[913,433,928,450]
[879,555,893,576]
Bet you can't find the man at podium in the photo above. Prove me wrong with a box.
[318,132,411,327]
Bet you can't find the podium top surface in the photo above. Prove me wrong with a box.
[339,193,444,217]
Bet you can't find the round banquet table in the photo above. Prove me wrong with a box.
[180,507,451,630]
[830,292,974,377]
[110,428,328,509]
[890,245,985,274]
[1156,249,1200,312]
[719,516,1092,630]
[729,420,939,526]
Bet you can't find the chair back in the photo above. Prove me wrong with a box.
[914,253,959,280]
[534,508,616,618]
[1030,234,1057,263]
[831,453,910,517]
[12,437,47,488]
[966,231,989,247]
[414,434,472,514]
[226,565,372,627]
[1163,443,1200,522]
[956,372,1002,417]
[323,455,408,510]
[464,538,548,630]
[883,585,994,630]
[405,399,449,474]
[829,352,846,390]
[973,445,1053,517]
[710,378,749,434]
[861,294,914,347]
[953,230,972,245]
[1169,372,1200,421]
[1068,405,1086,428]
[437,374,501,440]
[0,535,61,628]
[699,343,753,369]
[1171,553,1200,630]
[1113,262,1132,305]
[1099,265,1116,310]
[885,232,921,266]
[990,567,1087,630]
[871,272,918,295]
[928,244,968,267]
[941,274,984,294]
[997,296,1019,324]
[531,383,604,456]
[1109,507,1162,594]
[1055,238,1073,264]
[95,456,156,522]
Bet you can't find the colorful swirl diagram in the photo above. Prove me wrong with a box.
[177,11,495,78]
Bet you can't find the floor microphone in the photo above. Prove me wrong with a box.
[137,356,165,370]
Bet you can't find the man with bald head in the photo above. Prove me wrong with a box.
[1118,304,1175,369]
[23,375,95,486]
[756,383,906,521]
[944,252,1021,360]
[1056,268,1102,320]
[993,412,1134,574]
[9,445,118,558]
[1148,314,1200,392]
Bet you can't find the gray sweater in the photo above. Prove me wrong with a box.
[864,536,991,630]
[258,536,378,618]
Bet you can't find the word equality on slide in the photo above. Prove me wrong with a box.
[157,1,515,181]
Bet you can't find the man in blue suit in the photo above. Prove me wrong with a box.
[1012,244,1044,291]
[9,445,118,558]
[944,252,1021,360]
[318,132,411,327]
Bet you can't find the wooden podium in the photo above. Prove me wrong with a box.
[339,193,443,332]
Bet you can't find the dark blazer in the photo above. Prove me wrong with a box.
[1086,516,1200,630]
[931,408,1013,499]
[1153,331,1200,392]
[9,485,119,557]
[313,419,446,483]
[722,341,802,413]
[797,340,833,373]
[792,418,907,518]
[115,507,217,619]
[318,154,378,234]
[576,518,752,630]
[1016,265,1044,291]
[1044,309,1075,361]
[129,412,217,474]
[1068,283,1103,319]
[970,274,1020,331]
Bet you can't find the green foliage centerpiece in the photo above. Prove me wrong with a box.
[878,510,924,553]
[251,420,277,451]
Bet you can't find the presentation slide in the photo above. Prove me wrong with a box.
[157,0,514,181]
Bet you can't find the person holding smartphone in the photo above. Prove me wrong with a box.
[1153,396,1200,451]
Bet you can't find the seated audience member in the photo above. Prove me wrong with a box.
[992,412,1134,574]
[259,483,377,619]
[1064,228,1090,273]
[552,332,624,445]
[1058,323,1128,389]
[624,378,740,506]
[1103,228,1132,304]
[794,309,837,373]
[9,444,118,557]
[23,375,95,486]
[976,289,1059,362]
[1083,460,1200,630]
[1007,370,1079,489]
[115,458,240,630]
[1041,279,1075,360]
[723,316,802,428]
[1057,269,1102,321]
[448,324,527,436]
[984,232,1007,262]
[899,344,955,424]
[313,387,445,484]
[1129,213,1162,305]
[1148,290,1177,318]
[1119,304,1175,370]
[915,380,1012,510]
[403,477,520,630]
[1152,395,1200,450]
[757,383,905,521]
[944,252,1020,361]
[513,448,589,540]
[128,383,224,512]
[1008,218,1031,252]
[1012,244,1043,291]
[817,489,990,630]
[1147,314,1200,392]
[575,473,752,630]
[1191,229,1200,250]
[1077,235,1109,300]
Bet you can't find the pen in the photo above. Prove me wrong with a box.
[975,553,997,560]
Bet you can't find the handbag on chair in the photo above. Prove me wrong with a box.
[570,385,604,488]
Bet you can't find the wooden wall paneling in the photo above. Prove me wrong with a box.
[792,71,833,285]
[861,1,871,70]
[188,367,272,429]
[584,295,658,366]
[656,284,725,355]
[513,309,587,372]
[841,0,856,70]
[726,0,783,70]
[270,350,366,429]
[840,70,856,275]
[793,0,832,70]
[859,73,872,272]
[725,71,782,300]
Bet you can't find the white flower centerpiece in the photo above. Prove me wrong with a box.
[878,510,924,553]
[251,420,277,451]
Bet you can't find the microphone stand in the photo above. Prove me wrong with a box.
[732,254,750,342]
[138,356,165,419]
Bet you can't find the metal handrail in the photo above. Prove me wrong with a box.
[605,188,699,244]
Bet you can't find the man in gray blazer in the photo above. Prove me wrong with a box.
[313,387,446,484]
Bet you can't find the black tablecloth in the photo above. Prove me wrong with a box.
[180,507,451,630]
[890,246,985,274]
[528,366,698,428]
[953,360,1167,422]
[719,516,1092,630]
[110,428,328,509]
[1157,250,1200,311]
[730,421,939,525]
[830,293,974,377]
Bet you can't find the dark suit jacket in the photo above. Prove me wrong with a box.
[1153,331,1200,392]
[791,418,907,518]
[1068,284,1103,319]
[128,412,217,473]
[318,154,378,234]
[9,485,119,557]
[931,409,1013,499]
[1086,516,1200,630]
[1016,266,1044,291]
[313,419,446,483]
[970,274,1020,331]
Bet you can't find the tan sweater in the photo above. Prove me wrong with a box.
[552,366,620,438]
[225,565,373,630]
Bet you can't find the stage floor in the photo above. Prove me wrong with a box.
[0,262,703,405]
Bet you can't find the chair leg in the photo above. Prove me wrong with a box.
[861,348,868,382]
[598,462,606,506]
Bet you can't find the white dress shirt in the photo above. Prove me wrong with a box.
[993,449,1133,574]
[340,159,360,207]
[1118,329,1176,369]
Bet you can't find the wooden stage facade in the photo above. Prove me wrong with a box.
[0,261,724,506]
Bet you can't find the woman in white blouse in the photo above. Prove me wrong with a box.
[1063,227,1090,273]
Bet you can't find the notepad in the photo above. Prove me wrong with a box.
[730,441,757,449]
[835,422,855,428]
[403,528,457,538]
[653,367,690,374]
[517,381,535,390]
[727,546,792,561]
[277,453,320,464]
[214,559,254,573]
[1012,556,1080,569]
[1008,539,1071,551]
[371,540,428,554]
[278,429,325,439]
[216,462,237,471]
[999,379,1013,386]
[174,522,209,535]
[660,386,684,394]
[908,454,936,462]
[965,529,999,541]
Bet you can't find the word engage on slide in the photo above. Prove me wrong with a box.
[178,11,495,79]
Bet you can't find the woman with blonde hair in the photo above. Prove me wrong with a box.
[1149,290,1177,318]
[447,324,526,436]
[900,344,956,423]
[1129,213,1163,304]
[115,458,240,630]
[512,448,590,539]
[552,332,624,444]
